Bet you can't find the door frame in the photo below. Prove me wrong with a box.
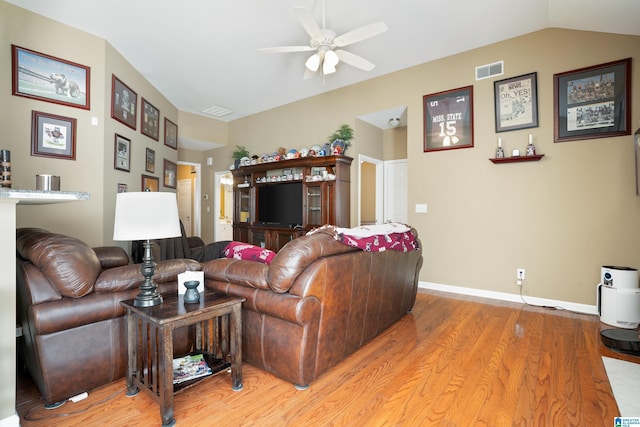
[177,161,201,237]
[214,170,233,241]
[357,154,383,226]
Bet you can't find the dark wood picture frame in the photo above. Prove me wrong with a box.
[554,58,631,143]
[114,133,131,172]
[12,45,90,110]
[31,111,77,160]
[141,98,160,140]
[111,75,138,130]
[494,72,538,133]
[423,86,474,152]
[164,117,178,150]
[141,174,159,192]
[145,147,155,173]
[163,159,177,189]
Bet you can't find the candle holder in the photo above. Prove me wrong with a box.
[495,146,505,158]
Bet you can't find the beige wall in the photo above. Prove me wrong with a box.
[2,2,179,248]
[4,0,640,307]
[221,29,640,305]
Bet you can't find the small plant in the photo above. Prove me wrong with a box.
[232,145,250,160]
[328,124,354,150]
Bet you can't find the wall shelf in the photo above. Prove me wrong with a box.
[489,154,544,164]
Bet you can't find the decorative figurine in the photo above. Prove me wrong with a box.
[495,138,504,158]
[183,280,200,303]
[526,134,536,156]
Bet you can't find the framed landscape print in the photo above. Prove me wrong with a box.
[141,98,160,140]
[554,58,631,143]
[163,159,177,189]
[31,111,77,160]
[164,118,178,149]
[114,134,131,172]
[111,75,137,130]
[12,45,90,110]
[423,86,474,152]
[141,174,159,192]
[494,72,538,133]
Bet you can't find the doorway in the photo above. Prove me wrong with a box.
[214,171,234,241]
[177,162,201,237]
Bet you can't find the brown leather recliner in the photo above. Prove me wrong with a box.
[202,227,423,389]
[16,228,200,405]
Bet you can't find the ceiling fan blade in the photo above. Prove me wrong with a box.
[257,46,315,53]
[334,22,388,47]
[293,7,323,41]
[335,49,375,71]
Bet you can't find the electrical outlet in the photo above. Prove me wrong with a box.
[517,268,525,280]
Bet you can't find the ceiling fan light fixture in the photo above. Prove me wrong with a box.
[305,53,320,72]
[323,50,339,74]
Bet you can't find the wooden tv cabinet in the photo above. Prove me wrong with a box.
[231,155,352,252]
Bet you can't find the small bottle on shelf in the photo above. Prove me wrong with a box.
[495,138,504,158]
[526,134,536,156]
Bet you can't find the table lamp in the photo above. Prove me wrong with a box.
[113,192,181,307]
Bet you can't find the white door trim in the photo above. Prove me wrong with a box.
[177,161,201,237]
[357,154,383,226]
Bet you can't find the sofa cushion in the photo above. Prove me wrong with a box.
[224,241,276,264]
[95,258,201,293]
[17,228,100,298]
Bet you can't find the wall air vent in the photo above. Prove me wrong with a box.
[475,60,504,81]
[199,105,234,118]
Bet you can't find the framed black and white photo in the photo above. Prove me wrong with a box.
[164,117,178,149]
[114,134,131,172]
[31,111,77,160]
[141,98,160,140]
[554,58,631,143]
[111,75,137,130]
[163,159,177,189]
[12,45,90,110]
[494,72,538,133]
[423,86,474,152]
[145,147,155,173]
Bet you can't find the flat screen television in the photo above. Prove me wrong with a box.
[257,182,303,227]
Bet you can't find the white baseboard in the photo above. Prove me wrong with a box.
[418,281,598,315]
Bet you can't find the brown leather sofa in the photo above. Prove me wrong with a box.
[16,228,200,406]
[202,227,423,389]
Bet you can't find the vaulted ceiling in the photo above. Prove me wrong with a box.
[8,0,639,125]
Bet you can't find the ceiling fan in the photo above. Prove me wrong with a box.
[258,1,388,79]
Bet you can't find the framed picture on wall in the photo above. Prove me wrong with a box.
[12,45,90,110]
[554,58,631,142]
[494,72,538,133]
[164,117,178,149]
[141,174,159,192]
[111,74,137,130]
[141,98,160,140]
[31,110,77,160]
[423,86,474,152]
[163,159,177,189]
[117,183,128,193]
[114,133,131,172]
[145,147,155,173]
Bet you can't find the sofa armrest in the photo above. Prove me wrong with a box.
[95,259,201,293]
[187,236,205,249]
[93,246,130,269]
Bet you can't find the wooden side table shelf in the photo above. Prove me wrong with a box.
[121,291,245,427]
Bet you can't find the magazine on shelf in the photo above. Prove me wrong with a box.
[172,353,212,384]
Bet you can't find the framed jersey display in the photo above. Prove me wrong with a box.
[423,86,474,152]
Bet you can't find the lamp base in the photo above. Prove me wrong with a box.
[133,240,163,307]
[133,291,163,307]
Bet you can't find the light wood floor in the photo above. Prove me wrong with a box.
[16,290,639,426]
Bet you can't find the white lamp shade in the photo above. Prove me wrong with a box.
[323,50,339,74]
[113,192,181,241]
[305,53,320,72]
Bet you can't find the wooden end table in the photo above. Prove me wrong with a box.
[121,291,245,427]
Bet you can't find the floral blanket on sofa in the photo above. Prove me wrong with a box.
[308,223,418,252]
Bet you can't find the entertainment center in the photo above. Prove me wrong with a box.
[232,155,352,251]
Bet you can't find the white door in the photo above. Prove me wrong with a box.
[178,179,192,236]
[384,160,408,224]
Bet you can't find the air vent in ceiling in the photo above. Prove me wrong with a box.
[199,105,234,118]
[475,60,504,81]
